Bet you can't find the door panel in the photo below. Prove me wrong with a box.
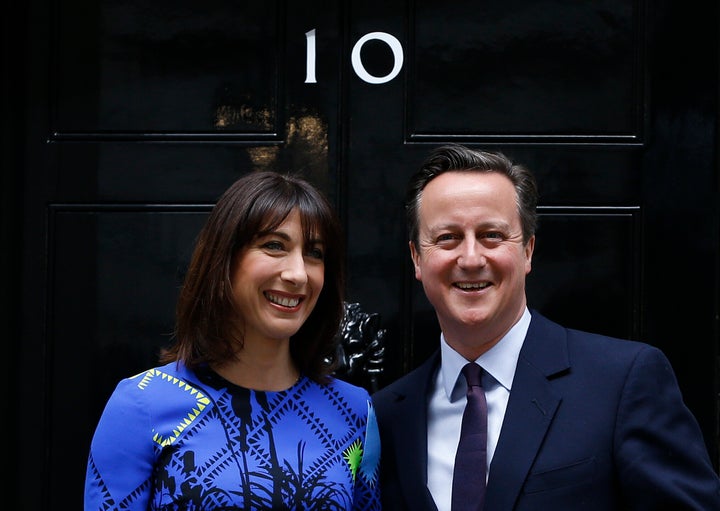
[55,1,281,136]
[409,0,639,139]
[9,0,718,508]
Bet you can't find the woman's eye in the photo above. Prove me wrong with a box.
[263,240,284,251]
[307,246,325,260]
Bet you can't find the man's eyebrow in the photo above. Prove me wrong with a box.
[426,222,457,232]
[427,220,511,232]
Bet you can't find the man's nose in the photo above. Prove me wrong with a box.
[457,239,487,268]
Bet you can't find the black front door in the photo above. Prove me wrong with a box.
[6,1,718,508]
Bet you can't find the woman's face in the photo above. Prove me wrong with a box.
[231,208,325,345]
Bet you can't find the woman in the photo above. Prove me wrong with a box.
[84,171,381,510]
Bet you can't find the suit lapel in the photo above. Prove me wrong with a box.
[485,311,569,510]
[390,352,441,510]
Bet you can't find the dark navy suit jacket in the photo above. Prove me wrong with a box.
[372,310,720,510]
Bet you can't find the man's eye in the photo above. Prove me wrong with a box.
[436,233,456,242]
[483,232,503,240]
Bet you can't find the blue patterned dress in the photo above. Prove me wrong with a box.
[84,361,381,510]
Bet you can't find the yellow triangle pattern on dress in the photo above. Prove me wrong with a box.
[132,368,211,447]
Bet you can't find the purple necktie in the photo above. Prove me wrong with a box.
[451,362,487,511]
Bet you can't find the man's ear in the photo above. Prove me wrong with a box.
[524,235,535,275]
[409,240,422,281]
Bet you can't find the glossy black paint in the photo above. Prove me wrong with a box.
[4,0,718,508]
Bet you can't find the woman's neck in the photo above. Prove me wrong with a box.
[212,340,300,391]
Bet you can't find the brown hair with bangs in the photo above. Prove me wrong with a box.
[161,171,345,383]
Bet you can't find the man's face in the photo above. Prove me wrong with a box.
[410,171,534,357]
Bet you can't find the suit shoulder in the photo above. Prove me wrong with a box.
[562,326,673,378]
[565,326,655,354]
[528,311,665,375]
[373,367,420,397]
[372,352,439,405]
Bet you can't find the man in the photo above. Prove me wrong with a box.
[372,144,720,510]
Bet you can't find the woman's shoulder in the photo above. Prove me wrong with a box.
[110,361,208,405]
[322,376,372,403]
[112,361,181,387]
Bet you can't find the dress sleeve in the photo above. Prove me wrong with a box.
[353,397,382,510]
[615,345,720,509]
[84,375,157,511]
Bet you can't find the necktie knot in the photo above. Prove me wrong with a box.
[462,362,483,388]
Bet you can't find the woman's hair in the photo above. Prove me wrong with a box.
[161,171,345,383]
[405,144,538,247]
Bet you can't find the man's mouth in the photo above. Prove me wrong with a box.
[454,282,490,290]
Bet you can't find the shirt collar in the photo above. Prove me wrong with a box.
[440,307,531,401]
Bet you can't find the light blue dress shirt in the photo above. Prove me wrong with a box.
[426,308,531,511]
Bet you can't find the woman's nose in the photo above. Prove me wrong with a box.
[281,250,309,285]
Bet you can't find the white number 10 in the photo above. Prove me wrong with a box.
[305,29,404,85]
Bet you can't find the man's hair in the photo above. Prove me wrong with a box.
[405,144,538,246]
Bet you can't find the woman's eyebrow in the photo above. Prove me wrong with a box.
[258,229,291,241]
